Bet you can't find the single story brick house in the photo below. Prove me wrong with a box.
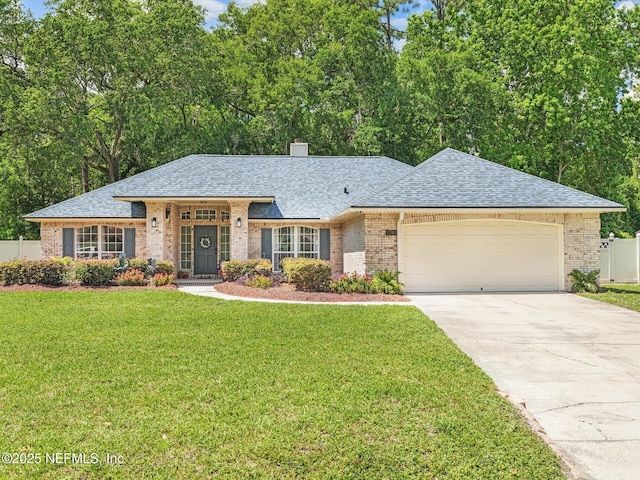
[25,145,624,292]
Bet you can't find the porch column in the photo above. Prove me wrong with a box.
[229,200,250,260]
[146,202,166,261]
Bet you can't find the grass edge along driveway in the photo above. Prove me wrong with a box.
[0,290,566,479]
[580,283,640,312]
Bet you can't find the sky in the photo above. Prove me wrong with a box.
[19,0,433,32]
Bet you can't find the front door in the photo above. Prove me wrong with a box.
[194,225,218,275]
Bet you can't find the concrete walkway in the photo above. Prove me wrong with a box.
[408,293,640,480]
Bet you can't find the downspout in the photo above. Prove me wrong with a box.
[397,212,404,281]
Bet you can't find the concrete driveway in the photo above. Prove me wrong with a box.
[408,293,640,480]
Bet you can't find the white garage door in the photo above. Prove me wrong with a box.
[402,220,562,292]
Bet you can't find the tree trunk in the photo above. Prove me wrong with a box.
[81,157,90,193]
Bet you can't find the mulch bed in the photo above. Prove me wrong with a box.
[214,281,410,303]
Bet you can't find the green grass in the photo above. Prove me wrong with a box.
[580,283,640,312]
[0,290,565,479]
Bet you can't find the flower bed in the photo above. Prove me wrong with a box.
[215,281,410,303]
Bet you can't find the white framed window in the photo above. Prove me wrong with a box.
[181,211,191,220]
[101,226,124,259]
[76,226,99,258]
[180,226,192,270]
[75,226,123,259]
[195,209,216,220]
[273,226,319,269]
[220,225,230,261]
[221,211,230,221]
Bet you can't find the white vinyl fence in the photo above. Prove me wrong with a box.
[600,234,640,284]
[0,237,41,262]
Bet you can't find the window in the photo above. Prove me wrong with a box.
[273,226,319,269]
[181,211,191,220]
[101,226,123,259]
[221,211,230,221]
[180,226,192,270]
[75,226,123,259]
[220,225,230,261]
[298,226,319,258]
[76,226,99,258]
[195,209,216,220]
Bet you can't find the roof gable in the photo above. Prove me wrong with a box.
[355,148,624,210]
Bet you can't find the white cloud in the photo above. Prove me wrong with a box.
[617,0,638,10]
[193,0,262,23]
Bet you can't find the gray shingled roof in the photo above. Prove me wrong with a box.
[354,148,625,210]
[26,155,413,219]
[24,178,148,219]
[25,149,624,220]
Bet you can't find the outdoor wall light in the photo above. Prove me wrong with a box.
[151,217,157,227]
[165,207,171,219]
[236,217,242,228]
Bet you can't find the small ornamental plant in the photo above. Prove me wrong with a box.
[244,274,273,289]
[115,269,147,286]
[152,273,175,287]
[330,273,376,294]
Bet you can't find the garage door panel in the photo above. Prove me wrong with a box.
[402,221,562,292]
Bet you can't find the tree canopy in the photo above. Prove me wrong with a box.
[1,0,639,238]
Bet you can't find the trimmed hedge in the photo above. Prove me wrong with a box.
[221,259,272,281]
[74,259,118,286]
[0,260,70,286]
[281,257,332,292]
[0,258,175,287]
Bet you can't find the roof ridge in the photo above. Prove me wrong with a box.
[347,151,454,207]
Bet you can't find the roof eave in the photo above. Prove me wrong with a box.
[331,205,626,220]
[24,216,147,223]
[112,196,275,203]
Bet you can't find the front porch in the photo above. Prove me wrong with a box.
[146,200,251,278]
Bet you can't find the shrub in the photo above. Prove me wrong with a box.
[330,273,377,294]
[569,269,600,293]
[0,260,69,286]
[372,269,403,295]
[115,269,147,286]
[152,273,175,287]
[0,260,25,285]
[155,261,174,275]
[128,258,150,274]
[30,260,69,286]
[245,274,273,289]
[74,259,118,286]
[221,259,272,281]
[282,257,332,292]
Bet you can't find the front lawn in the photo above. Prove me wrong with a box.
[0,290,565,479]
[580,283,640,312]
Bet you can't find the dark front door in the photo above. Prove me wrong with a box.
[194,225,218,275]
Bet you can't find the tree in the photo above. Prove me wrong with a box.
[398,2,505,160]
[25,0,210,189]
